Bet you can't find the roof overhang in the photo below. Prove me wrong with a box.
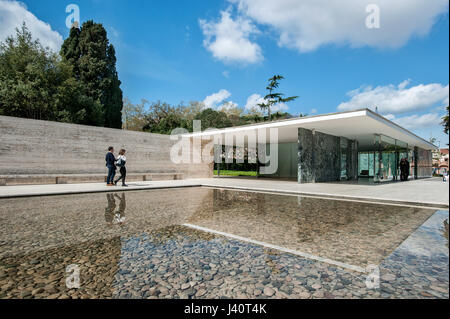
[184,109,437,151]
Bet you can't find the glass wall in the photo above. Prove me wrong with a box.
[340,138,348,180]
[358,152,375,178]
[359,134,415,183]
[415,148,433,178]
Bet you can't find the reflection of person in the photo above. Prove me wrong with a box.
[114,149,128,187]
[115,193,126,226]
[105,193,117,225]
[104,193,126,226]
[105,146,116,186]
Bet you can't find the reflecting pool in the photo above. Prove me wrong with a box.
[0,188,448,299]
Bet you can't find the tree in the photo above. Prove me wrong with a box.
[194,108,232,130]
[258,75,298,121]
[442,106,449,135]
[0,23,101,124]
[122,98,149,131]
[60,21,123,128]
[0,23,58,119]
[143,101,188,134]
[180,101,205,124]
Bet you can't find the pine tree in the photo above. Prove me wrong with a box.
[258,75,298,121]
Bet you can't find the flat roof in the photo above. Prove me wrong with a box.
[184,109,436,150]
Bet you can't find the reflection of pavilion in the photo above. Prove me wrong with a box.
[187,189,437,269]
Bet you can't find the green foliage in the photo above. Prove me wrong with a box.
[60,21,123,128]
[258,75,298,120]
[442,106,449,135]
[122,98,149,131]
[214,170,257,177]
[123,97,303,135]
[194,108,232,130]
[0,23,101,124]
[142,101,189,134]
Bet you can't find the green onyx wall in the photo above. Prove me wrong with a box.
[298,128,358,183]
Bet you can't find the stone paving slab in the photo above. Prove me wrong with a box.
[0,177,448,208]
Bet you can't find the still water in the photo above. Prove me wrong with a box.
[0,187,448,299]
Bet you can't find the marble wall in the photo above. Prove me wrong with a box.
[298,128,315,183]
[298,128,358,183]
[313,131,341,182]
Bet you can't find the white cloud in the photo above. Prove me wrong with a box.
[222,70,230,78]
[337,81,449,114]
[310,108,318,114]
[203,89,236,109]
[230,0,449,52]
[272,102,289,113]
[0,0,63,52]
[199,9,263,64]
[385,113,443,130]
[244,93,265,110]
[244,93,289,112]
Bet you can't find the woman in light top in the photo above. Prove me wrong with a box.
[114,149,128,187]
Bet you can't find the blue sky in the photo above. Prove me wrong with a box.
[0,0,449,145]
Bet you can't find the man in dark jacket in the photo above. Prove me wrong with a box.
[106,146,116,186]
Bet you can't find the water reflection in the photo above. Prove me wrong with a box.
[442,219,449,248]
[0,187,447,299]
[105,193,126,227]
[192,189,437,268]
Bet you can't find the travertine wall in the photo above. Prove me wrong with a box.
[0,115,212,177]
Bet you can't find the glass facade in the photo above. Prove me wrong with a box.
[358,152,376,178]
[340,138,348,180]
[358,134,422,183]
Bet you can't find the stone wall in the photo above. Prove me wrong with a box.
[298,128,315,183]
[0,115,212,178]
[313,131,341,182]
[298,128,358,183]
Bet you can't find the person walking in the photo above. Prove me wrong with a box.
[106,146,117,186]
[114,149,128,187]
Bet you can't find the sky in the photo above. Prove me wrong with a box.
[0,0,449,145]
